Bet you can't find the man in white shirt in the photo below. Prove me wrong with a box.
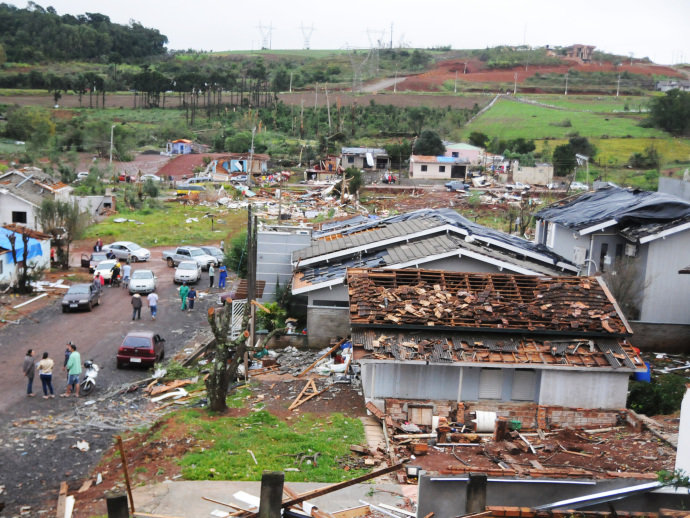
[147,292,159,320]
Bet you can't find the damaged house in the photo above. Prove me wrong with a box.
[535,186,690,331]
[291,209,577,346]
[348,267,646,429]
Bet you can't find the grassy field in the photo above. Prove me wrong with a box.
[462,98,666,140]
[82,201,247,247]
[521,94,652,113]
[178,409,367,482]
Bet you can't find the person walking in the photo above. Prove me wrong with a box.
[61,343,81,397]
[122,263,131,290]
[208,264,215,288]
[23,349,35,397]
[147,291,158,320]
[63,342,72,380]
[179,283,189,311]
[37,352,55,399]
[187,286,197,311]
[96,237,103,252]
[131,293,142,320]
[218,264,227,289]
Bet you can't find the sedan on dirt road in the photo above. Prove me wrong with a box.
[128,269,157,294]
[102,241,151,262]
[116,331,165,368]
[174,260,201,284]
[94,259,118,284]
[61,283,102,312]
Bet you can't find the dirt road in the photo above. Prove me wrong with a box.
[0,246,221,516]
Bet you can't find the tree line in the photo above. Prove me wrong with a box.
[0,2,167,63]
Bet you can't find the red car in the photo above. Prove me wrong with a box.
[116,331,165,368]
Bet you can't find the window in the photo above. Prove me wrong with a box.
[452,152,459,158]
[511,370,536,401]
[421,165,428,172]
[479,368,503,399]
[599,243,609,273]
[312,300,349,308]
[347,156,354,164]
[615,244,624,258]
[11,211,27,224]
[439,166,446,173]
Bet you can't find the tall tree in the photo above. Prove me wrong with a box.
[649,89,690,136]
[36,200,88,270]
[552,144,577,177]
[413,129,445,156]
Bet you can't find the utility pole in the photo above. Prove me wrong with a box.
[248,126,256,188]
[394,69,398,94]
[454,70,458,94]
[325,84,332,131]
[109,124,116,166]
[289,72,293,93]
[616,73,621,97]
[564,73,569,96]
[513,73,517,95]
[314,84,318,136]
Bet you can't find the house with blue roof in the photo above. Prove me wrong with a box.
[0,224,51,287]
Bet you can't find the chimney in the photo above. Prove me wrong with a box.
[675,384,690,473]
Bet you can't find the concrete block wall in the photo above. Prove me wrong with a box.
[306,306,350,348]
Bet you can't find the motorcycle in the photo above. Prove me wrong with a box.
[80,360,99,396]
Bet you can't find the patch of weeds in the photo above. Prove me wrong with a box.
[227,387,252,408]
[156,468,165,476]
[134,466,147,474]
[178,410,367,483]
[159,361,198,381]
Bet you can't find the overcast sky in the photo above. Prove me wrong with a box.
[15,0,690,64]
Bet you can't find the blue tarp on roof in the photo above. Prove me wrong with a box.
[0,228,44,264]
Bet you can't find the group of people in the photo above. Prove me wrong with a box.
[131,291,158,320]
[208,264,227,289]
[22,342,82,399]
[178,283,197,311]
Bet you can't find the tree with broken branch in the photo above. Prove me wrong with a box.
[205,305,245,412]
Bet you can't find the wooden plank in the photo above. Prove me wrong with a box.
[279,463,405,510]
[298,339,346,377]
[56,481,68,518]
[332,505,370,518]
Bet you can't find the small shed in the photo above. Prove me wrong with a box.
[166,139,193,155]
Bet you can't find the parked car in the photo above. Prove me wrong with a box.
[102,241,151,262]
[81,251,109,272]
[141,174,162,182]
[61,283,101,312]
[199,245,224,264]
[163,246,217,269]
[75,171,90,182]
[116,331,165,368]
[547,182,564,190]
[183,176,213,184]
[445,180,471,192]
[230,175,248,183]
[174,260,201,284]
[118,173,136,183]
[128,269,157,294]
[569,181,590,191]
[93,259,118,284]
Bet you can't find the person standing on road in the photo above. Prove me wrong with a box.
[23,349,35,397]
[37,352,55,399]
[218,264,227,289]
[179,282,189,311]
[147,291,158,320]
[208,264,215,288]
[61,343,81,398]
[122,263,131,290]
[187,286,197,311]
[63,342,72,380]
[131,293,142,320]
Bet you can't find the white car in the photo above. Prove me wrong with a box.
[174,261,201,284]
[570,181,590,191]
[506,182,531,191]
[141,174,162,182]
[128,269,157,294]
[94,259,118,284]
[76,171,90,181]
[102,241,151,262]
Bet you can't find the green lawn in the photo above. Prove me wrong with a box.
[178,409,367,482]
[521,94,650,113]
[463,98,666,140]
[82,202,247,247]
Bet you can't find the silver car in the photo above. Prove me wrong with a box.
[102,241,151,262]
[129,269,157,294]
[174,261,201,284]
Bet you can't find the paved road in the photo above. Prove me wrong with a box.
[0,247,225,515]
[0,247,222,417]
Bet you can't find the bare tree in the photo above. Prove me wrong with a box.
[603,257,647,320]
[36,200,88,270]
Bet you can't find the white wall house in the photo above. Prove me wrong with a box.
[409,155,469,180]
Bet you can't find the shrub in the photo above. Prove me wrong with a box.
[627,374,687,415]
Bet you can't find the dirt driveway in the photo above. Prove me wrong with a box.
[0,245,221,516]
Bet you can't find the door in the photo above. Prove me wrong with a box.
[451,165,466,179]
[479,368,503,399]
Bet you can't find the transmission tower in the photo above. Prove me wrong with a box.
[257,22,273,50]
[300,23,315,50]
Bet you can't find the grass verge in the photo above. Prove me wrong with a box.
[178,409,367,482]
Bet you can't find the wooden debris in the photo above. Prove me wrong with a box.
[56,481,67,518]
[298,340,346,378]
[288,378,330,411]
[148,379,192,396]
